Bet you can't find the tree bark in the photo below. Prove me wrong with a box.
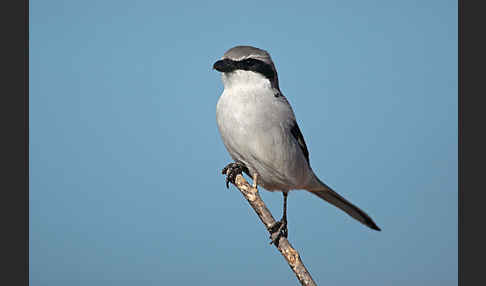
[231,174,317,286]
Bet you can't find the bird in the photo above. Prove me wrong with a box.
[213,45,380,244]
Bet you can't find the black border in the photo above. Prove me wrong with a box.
[1,0,28,285]
[459,0,484,285]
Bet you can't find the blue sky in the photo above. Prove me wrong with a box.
[30,0,457,285]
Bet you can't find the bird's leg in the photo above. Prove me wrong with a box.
[221,161,250,189]
[252,173,258,188]
[269,191,289,245]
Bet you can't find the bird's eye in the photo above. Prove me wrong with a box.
[244,59,256,66]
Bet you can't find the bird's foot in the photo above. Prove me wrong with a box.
[221,162,249,189]
[269,218,288,246]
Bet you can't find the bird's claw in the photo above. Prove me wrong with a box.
[222,162,247,189]
[269,219,288,246]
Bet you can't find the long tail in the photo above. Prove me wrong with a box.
[309,178,381,231]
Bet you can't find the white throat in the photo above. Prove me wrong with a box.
[221,70,273,91]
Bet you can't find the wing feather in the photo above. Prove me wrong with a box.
[290,121,310,165]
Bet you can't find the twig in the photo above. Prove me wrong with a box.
[231,174,317,286]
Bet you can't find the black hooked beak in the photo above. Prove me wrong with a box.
[213,59,236,73]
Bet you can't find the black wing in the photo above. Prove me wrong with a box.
[290,121,310,165]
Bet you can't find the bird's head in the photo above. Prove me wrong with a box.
[213,45,280,90]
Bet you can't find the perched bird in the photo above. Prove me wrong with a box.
[213,45,380,244]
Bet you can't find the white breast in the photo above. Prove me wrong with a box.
[216,71,314,191]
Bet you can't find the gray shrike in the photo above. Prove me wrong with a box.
[213,46,380,244]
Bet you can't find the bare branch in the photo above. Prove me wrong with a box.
[231,174,317,286]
